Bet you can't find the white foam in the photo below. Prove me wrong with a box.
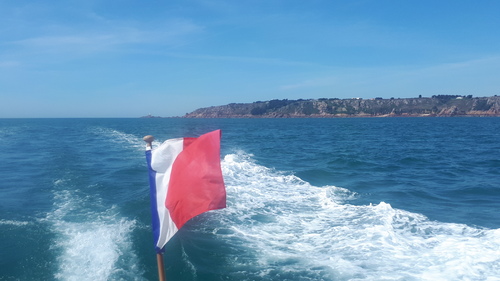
[219,152,500,280]
[89,127,155,153]
[0,219,30,226]
[46,188,144,281]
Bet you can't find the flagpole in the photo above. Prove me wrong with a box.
[143,135,167,281]
[156,253,166,281]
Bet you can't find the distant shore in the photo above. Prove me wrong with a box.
[181,95,500,118]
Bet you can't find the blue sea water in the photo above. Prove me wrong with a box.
[1,117,499,281]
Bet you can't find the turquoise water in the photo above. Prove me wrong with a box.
[1,118,499,280]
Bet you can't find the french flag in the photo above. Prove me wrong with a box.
[145,130,226,252]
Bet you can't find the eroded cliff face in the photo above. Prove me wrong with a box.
[184,96,500,118]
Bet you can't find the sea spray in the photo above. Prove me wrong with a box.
[45,181,144,281]
[215,152,500,280]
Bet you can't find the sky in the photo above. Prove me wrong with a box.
[1,0,500,118]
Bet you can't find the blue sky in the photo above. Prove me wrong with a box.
[1,0,499,117]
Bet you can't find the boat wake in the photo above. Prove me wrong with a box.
[45,178,144,281]
[213,152,500,280]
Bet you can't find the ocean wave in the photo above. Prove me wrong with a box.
[214,152,500,280]
[45,185,145,281]
[88,127,152,152]
[0,219,30,226]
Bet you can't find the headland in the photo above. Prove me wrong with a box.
[183,95,500,118]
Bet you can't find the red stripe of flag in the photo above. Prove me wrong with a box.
[166,129,226,229]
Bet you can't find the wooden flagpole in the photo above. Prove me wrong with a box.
[156,253,166,281]
[143,135,167,281]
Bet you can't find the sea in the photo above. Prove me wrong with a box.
[1,117,499,281]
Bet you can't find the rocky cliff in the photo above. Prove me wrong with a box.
[184,96,500,118]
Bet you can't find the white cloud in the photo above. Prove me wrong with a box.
[0,61,20,68]
[6,18,203,56]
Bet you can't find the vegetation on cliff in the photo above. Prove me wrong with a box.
[184,95,500,118]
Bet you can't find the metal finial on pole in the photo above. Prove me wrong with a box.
[143,135,155,150]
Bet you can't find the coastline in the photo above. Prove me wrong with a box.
[182,96,500,118]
